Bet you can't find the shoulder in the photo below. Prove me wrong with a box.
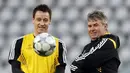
[59,39,66,50]
[107,34,120,49]
[104,38,115,49]
[11,35,25,50]
[12,36,23,45]
[16,36,23,41]
[51,35,67,51]
[59,39,66,47]
[102,34,120,49]
[56,38,67,52]
[53,36,66,48]
[15,33,33,41]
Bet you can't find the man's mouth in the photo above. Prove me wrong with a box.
[38,26,46,29]
[91,32,96,35]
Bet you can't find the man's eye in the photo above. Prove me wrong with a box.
[94,23,98,27]
[88,25,91,28]
[43,18,48,22]
[37,18,41,21]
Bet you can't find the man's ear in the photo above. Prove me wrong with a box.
[49,18,51,24]
[32,18,34,24]
[49,22,51,25]
[49,20,51,25]
[103,23,107,28]
[104,23,108,31]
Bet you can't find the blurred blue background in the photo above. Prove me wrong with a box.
[0,0,130,73]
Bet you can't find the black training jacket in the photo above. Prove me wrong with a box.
[71,34,120,73]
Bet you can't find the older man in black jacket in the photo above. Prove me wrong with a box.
[71,10,120,73]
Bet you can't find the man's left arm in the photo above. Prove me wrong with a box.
[55,40,67,73]
[84,38,119,68]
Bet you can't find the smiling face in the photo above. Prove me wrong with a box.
[88,19,107,40]
[33,11,51,36]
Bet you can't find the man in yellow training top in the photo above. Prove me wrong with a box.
[8,4,67,73]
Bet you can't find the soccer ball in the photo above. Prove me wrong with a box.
[33,33,56,56]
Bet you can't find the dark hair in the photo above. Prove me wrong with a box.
[87,10,107,24]
[33,4,52,20]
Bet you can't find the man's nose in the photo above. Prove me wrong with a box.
[40,21,45,25]
[90,26,95,31]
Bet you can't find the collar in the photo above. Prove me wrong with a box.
[91,32,111,43]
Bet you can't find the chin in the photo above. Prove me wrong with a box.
[39,31,47,33]
[91,36,98,40]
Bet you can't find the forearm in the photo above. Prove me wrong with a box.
[55,65,66,73]
[12,68,24,73]
[10,60,24,73]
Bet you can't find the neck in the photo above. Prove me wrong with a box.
[34,32,48,36]
[33,33,35,36]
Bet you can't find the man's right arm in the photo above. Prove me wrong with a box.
[84,38,120,68]
[8,37,24,73]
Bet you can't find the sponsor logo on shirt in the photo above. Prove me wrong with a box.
[75,38,108,61]
[70,65,78,71]
[71,38,108,71]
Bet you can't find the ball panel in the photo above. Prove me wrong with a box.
[45,36,55,44]
[34,42,42,51]
[41,43,51,51]
[45,50,53,56]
